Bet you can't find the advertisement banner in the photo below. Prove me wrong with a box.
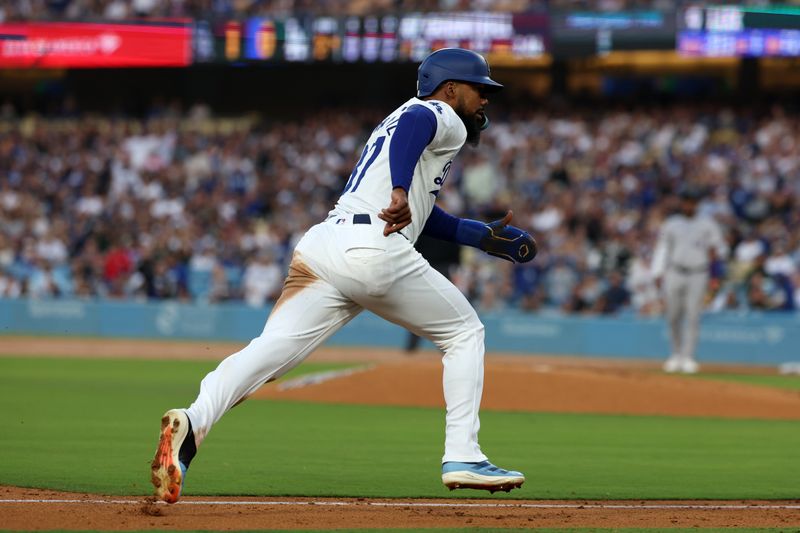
[0,22,192,68]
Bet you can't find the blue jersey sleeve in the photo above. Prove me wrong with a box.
[422,205,485,248]
[422,205,459,241]
[389,104,437,192]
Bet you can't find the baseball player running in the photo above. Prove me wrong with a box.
[151,48,536,504]
[651,186,727,373]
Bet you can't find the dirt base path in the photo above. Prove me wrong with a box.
[2,486,799,530]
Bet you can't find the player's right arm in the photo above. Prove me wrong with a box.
[650,220,673,284]
[380,187,411,236]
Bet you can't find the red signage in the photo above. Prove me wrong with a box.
[0,22,191,68]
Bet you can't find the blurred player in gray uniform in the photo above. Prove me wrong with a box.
[651,186,728,373]
[150,48,537,504]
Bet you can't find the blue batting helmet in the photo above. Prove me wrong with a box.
[417,48,503,98]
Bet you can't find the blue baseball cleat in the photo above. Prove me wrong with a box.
[151,409,196,503]
[442,460,525,493]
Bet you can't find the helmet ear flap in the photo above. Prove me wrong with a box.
[417,68,433,97]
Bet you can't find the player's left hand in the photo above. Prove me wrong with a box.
[378,187,412,236]
[480,210,538,263]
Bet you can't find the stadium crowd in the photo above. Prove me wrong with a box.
[0,100,798,314]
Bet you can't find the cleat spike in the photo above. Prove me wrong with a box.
[151,409,194,504]
[441,460,525,493]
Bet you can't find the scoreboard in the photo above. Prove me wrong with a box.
[678,5,800,57]
[549,10,675,57]
[195,12,549,64]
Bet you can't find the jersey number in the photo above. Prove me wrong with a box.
[343,136,386,193]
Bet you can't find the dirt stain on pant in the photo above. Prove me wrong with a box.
[270,253,319,316]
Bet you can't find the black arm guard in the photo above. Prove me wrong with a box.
[480,218,538,263]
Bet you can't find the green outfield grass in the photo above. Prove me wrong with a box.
[692,373,800,391]
[0,357,798,500]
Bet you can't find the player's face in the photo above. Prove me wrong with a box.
[682,198,699,216]
[454,82,489,146]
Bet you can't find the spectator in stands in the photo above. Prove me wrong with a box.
[765,239,796,279]
[151,254,186,300]
[562,271,602,314]
[596,270,631,315]
[188,239,218,301]
[0,267,22,298]
[462,151,502,213]
[744,256,795,312]
[544,256,580,308]
[746,272,782,311]
[242,249,283,307]
[208,263,232,303]
[103,241,134,287]
[731,227,766,282]
[34,227,69,266]
[626,246,661,316]
[510,259,545,311]
[0,234,14,271]
[27,259,62,299]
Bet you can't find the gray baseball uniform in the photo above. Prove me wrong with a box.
[651,212,727,368]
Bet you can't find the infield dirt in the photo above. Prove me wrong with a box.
[2,485,800,530]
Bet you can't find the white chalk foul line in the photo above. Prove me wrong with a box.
[277,365,374,391]
[1,499,799,510]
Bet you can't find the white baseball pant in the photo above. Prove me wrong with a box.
[664,268,708,361]
[185,214,488,463]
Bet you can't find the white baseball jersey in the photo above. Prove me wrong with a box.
[329,97,467,244]
[184,96,491,468]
